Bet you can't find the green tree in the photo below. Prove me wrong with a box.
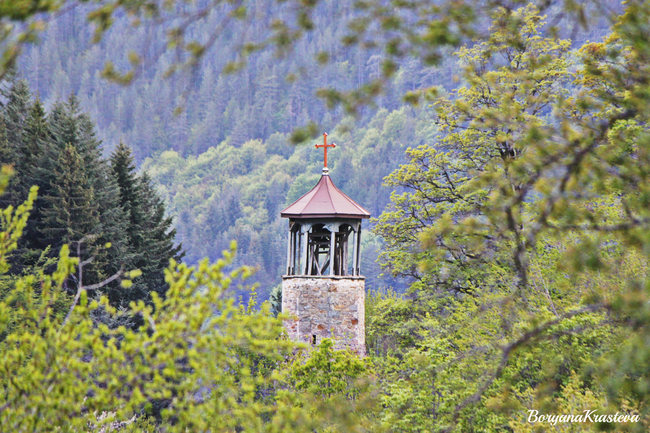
[36,97,128,300]
[111,143,182,302]
[371,5,650,431]
[0,84,51,272]
[132,171,183,299]
[0,77,33,208]
[376,5,572,293]
[39,144,100,247]
[289,338,379,431]
[111,142,152,302]
[291,338,369,400]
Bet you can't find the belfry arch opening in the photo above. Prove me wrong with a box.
[281,155,370,278]
[307,224,331,275]
[285,220,362,277]
[334,224,353,276]
[287,222,302,275]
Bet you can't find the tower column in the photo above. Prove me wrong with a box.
[327,222,339,276]
[351,228,358,277]
[355,224,362,276]
[286,229,292,274]
[294,227,300,274]
[301,225,308,275]
[329,229,336,276]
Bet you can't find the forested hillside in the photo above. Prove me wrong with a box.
[16,0,614,163]
[141,107,435,294]
[14,0,613,298]
[15,0,448,294]
[18,0,451,160]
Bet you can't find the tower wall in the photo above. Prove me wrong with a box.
[282,276,365,356]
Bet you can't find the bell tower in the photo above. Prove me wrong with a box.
[280,133,370,355]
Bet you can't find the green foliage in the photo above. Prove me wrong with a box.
[110,143,183,303]
[6,1,650,432]
[0,0,607,121]
[370,4,650,431]
[16,0,461,162]
[291,338,369,399]
[2,238,286,430]
[375,5,572,293]
[0,79,180,308]
[288,338,380,431]
[365,288,421,355]
[0,172,381,430]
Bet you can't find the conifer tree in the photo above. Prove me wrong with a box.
[38,96,129,303]
[0,79,181,306]
[111,142,138,220]
[111,142,182,301]
[1,78,31,154]
[229,107,252,147]
[0,81,52,272]
[137,172,183,297]
[40,144,100,247]
[21,98,48,188]
[11,97,57,272]
[0,77,33,209]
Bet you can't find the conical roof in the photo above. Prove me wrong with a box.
[281,171,370,219]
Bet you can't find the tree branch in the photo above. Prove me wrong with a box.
[443,302,606,432]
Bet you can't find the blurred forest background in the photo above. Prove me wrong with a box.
[14,0,613,299]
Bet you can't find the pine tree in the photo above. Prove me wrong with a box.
[137,172,183,297]
[0,84,181,306]
[0,77,33,208]
[254,70,280,137]
[13,98,52,270]
[109,141,149,302]
[111,143,182,302]
[39,96,130,303]
[229,105,255,147]
[40,144,101,247]
[21,98,48,183]
[111,142,138,220]
[1,78,31,153]
[0,80,53,273]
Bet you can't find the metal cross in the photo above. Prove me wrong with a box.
[315,133,336,168]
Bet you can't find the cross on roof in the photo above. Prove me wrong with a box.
[315,133,336,169]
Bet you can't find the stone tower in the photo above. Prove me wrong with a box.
[280,133,370,355]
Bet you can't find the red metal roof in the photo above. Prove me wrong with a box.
[281,173,371,219]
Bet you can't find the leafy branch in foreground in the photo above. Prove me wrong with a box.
[0,165,376,431]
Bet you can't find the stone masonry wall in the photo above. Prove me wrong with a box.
[282,276,365,356]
